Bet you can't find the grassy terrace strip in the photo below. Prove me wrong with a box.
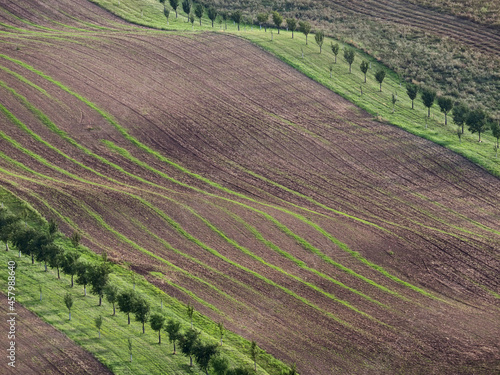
[0,208,287,375]
[0,128,362,333]
[223,207,389,309]
[0,76,400,311]
[0,86,401,314]
[186,204,387,325]
[0,49,426,301]
[103,141,421,301]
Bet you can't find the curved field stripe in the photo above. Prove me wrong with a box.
[0,6,61,33]
[187,205,388,325]
[103,141,416,301]
[152,274,224,316]
[222,206,389,309]
[0,54,439,301]
[0,130,361,330]
[0,164,241,314]
[131,218,254,309]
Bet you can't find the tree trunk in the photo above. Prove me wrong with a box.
[99,329,101,339]
[211,20,214,27]
[71,274,74,287]
[142,322,145,334]
[380,82,382,92]
[237,23,240,31]
[69,311,71,321]
[5,242,8,251]
[199,18,201,26]
[364,74,366,83]
[292,31,294,39]
[128,313,130,325]
[44,262,47,272]
[462,123,464,134]
[479,132,481,142]
[99,295,102,306]
[159,330,161,344]
[277,27,280,34]
[445,112,447,125]
[189,355,193,367]
[84,285,86,296]
[32,253,34,264]
[173,341,176,354]
[113,303,116,316]
[428,107,430,117]
[411,99,414,109]
[57,266,60,279]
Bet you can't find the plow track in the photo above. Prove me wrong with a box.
[0,1,499,374]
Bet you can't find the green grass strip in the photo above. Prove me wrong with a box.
[0,54,439,301]
[223,206,389,309]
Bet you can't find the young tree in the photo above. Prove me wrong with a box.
[0,208,19,251]
[150,312,166,344]
[104,284,119,315]
[344,49,355,73]
[452,102,469,134]
[11,226,37,262]
[250,340,260,372]
[182,0,191,21]
[314,31,324,53]
[187,303,195,328]
[221,11,228,29]
[232,10,242,31]
[286,18,297,38]
[117,290,137,325]
[47,243,64,279]
[392,93,398,113]
[61,251,80,287]
[64,292,73,321]
[193,341,219,375]
[331,42,339,63]
[89,261,111,306]
[406,83,418,109]
[95,315,103,339]
[437,96,454,125]
[421,87,436,117]
[75,260,90,296]
[491,121,500,157]
[207,6,217,27]
[179,328,200,367]
[257,13,268,31]
[272,11,283,34]
[299,21,311,45]
[169,0,179,18]
[166,319,182,354]
[133,296,150,333]
[217,322,224,346]
[375,69,386,92]
[33,233,52,271]
[164,7,170,23]
[212,356,229,375]
[189,13,195,26]
[194,3,203,26]
[360,61,369,83]
[466,108,487,142]
[47,218,58,239]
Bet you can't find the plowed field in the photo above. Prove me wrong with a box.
[0,1,499,374]
[0,293,112,374]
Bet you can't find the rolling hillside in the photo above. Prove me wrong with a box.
[0,0,499,374]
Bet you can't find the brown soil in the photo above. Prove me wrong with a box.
[0,1,498,374]
[0,292,113,374]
